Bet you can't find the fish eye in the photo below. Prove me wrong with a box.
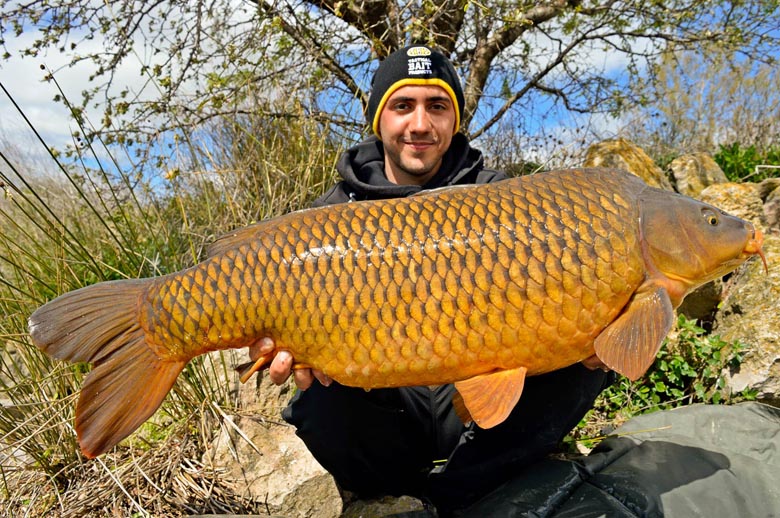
[702,208,719,226]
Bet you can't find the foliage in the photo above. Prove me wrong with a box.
[572,315,756,449]
[713,142,780,182]
[2,0,780,167]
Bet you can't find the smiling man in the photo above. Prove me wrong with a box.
[260,45,614,516]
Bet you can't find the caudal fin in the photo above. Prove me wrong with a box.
[28,280,186,458]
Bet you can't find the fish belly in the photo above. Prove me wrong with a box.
[139,169,647,388]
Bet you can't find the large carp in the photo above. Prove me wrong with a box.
[29,168,764,458]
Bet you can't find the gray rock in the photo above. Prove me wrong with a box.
[341,495,428,517]
[760,178,780,231]
[204,415,342,518]
[715,233,780,405]
[201,349,342,517]
[668,153,729,197]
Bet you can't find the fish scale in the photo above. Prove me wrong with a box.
[139,169,646,385]
[29,167,764,457]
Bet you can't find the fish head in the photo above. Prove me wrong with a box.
[638,188,765,306]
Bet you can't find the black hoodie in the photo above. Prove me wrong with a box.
[311,134,507,207]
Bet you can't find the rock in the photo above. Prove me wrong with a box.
[203,348,295,420]
[698,182,767,230]
[715,233,780,406]
[760,178,780,232]
[667,153,729,198]
[676,280,723,325]
[583,138,674,191]
[204,416,342,518]
[199,349,341,517]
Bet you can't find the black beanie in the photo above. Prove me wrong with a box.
[366,45,465,138]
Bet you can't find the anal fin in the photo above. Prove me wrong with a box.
[594,285,675,381]
[453,367,527,429]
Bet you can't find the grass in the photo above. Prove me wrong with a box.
[0,102,344,515]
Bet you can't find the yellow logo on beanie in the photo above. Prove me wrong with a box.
[406,46,432,57]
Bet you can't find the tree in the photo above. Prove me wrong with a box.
[619,42,780,162]
[2,0,779,164]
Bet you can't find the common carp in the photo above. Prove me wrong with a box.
[28,168,764,458]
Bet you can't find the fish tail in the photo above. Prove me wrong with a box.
[28,280,186,458]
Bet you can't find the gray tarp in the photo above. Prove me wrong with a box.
[458,402,780,517]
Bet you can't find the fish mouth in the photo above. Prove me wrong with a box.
[744,226,768,273]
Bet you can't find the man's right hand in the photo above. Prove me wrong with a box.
[256,337,333,390]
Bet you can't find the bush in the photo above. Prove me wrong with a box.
[570,315,756,450]
[713,142,780,182]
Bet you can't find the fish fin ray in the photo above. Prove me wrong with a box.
[28,279,184,458]
[207,224,266,257]
[454,367,527,429]
[207,207,319,258]
[594,285,675,381]
[28,279,148,363]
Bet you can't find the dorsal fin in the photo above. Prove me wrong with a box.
[206,207,320,258]
[207,223,265,258]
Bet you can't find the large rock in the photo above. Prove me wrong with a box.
[204,415,342,517]
[667,153,729,197]
[715,234,780,406]
[201,349,342,517]
[341,495,427,517]
[583,138,674,191]
[759,178,780,231]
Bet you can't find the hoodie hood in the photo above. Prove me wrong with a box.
[335,134,486,200]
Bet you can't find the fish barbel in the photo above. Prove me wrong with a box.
[28,168,764,458]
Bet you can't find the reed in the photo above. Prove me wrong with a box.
[0,94,343,515]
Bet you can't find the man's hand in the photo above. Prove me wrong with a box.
[256,337,332,390]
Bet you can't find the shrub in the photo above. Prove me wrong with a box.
[713,142,780,182]
[570,315,756,450]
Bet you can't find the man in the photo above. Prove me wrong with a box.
[257,45,613,514]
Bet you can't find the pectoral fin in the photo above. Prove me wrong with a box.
[594,285,675,381]
[452,367,527,429]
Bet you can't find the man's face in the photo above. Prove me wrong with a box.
[377,84,457,186]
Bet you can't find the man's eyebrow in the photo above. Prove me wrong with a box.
[390,95,452,103]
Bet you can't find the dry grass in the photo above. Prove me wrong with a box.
[1,421,273,517]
